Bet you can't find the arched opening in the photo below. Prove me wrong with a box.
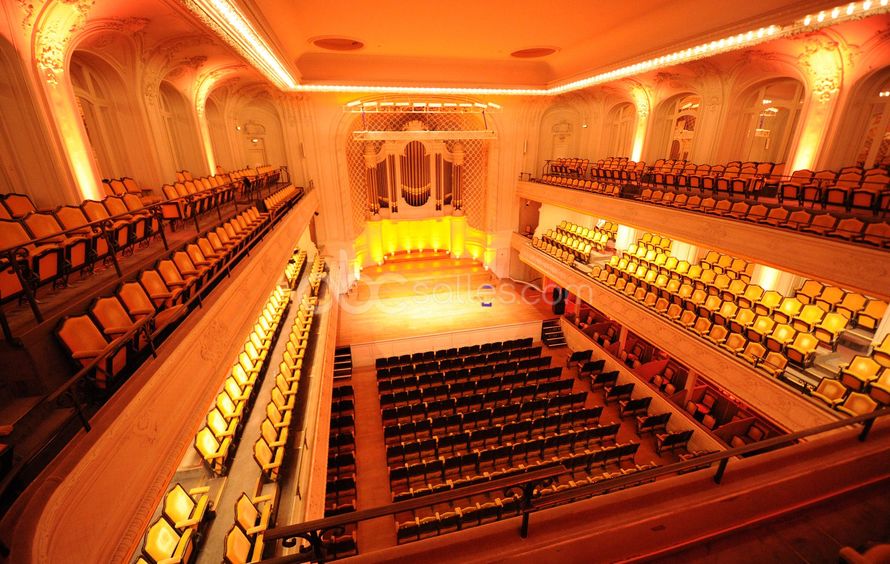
[206,97,233,171]
[69,51,132,180]
[159,81,204,174]
[731,78,804,164]
[846,68,890,168]
[236,101,286,169]
[537,104,580,172]
[603,102,636,158]
[651,93,701,161]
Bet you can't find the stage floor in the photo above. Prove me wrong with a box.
[337,252,554,344]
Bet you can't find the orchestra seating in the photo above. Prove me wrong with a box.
[384,339,698,545]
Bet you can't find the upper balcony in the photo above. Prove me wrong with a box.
[516,180,890,301]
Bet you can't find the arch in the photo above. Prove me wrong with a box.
[158,81,204,174]
[235,98,286,169]
[829,65,890,169]
[69,50,133,179]
[650,92,701,161]
[537,103,581,171]
[0,35,70,205]
[205,97,234,171]
[727,77,804,165]
[602,102,636,158]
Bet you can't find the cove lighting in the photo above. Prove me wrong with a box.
[187,1,888,96]
[184,0,297,89]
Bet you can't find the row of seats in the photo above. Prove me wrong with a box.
[382,382,584,425]
[375,338,534,370]
[532,161,890,248]
[138,483,213,564]
[619,244,753,284]
[284,249,307,290]
[377,345,543,380]
[194,287,290,475]
[531,236,578,268]
[541,229,596,262]
[386,410,609,464]
[647,160,778,200]
[55,206,273,390]
[812,334,890,414]
[776,166,890,213]
[1,194,160,300]
[225,252,325,564]
[379,364,559,394]
[100,176,150,198]
[379,365,562,407]
[254,291,317,482]
[794,280,887,332]
[637,189,890,247]
[327,384,357,518]
[159,176,238,223]
[388,421,621,481]
[384,405,604,446]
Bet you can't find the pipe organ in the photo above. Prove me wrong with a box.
[362,121,466,219]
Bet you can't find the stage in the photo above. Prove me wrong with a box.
[337,252,554,364]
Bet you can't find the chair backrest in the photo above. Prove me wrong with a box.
[225,524,252,563]
[1,194,37,218]
[0,219,31,251]
[57,315,108,357]
[81,200,111,222]
[90,296,134,334]
[54,205,91,230]
[144,518,184,562]
[163,483,196,525]
[22,212,64,240]
[840,392,878,415]
[116,281,156,317]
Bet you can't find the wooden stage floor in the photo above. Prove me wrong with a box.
[337,252,554,344]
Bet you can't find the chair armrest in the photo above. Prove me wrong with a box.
[72,350,103,360]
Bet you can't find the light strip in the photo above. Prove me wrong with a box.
[185,0,297,89]
[187,1,888,96]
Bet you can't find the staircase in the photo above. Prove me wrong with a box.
[333,346,353,379]
[541,319,567,348]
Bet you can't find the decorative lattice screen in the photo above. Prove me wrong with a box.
[344,110,488,233]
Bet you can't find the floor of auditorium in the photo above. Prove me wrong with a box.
[337,252,554,344]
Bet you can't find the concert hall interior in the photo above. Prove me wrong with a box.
[1,1,890,562]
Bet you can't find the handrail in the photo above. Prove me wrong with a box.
[525,178,890,249]
[534,406,889,508]
[259,407,890,563]
[262,465,566,563]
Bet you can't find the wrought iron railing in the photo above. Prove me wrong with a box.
[258,407,889,563]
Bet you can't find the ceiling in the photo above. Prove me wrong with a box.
[249,0,842,89]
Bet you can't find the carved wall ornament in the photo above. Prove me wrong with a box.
[36,39,65,85]
[797,38,843,103]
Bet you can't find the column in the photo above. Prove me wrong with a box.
[33,1,103,200]
[364,142,379,214]
[630,86,651,162]
[788,41,844,171]
[451,142,464,210]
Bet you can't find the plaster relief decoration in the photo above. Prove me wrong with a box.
[33,0,96,85]
[798,38,843,102]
